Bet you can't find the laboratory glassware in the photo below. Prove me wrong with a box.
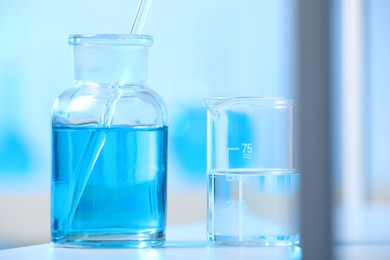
[204,97,299,246]
[51,34,168,248]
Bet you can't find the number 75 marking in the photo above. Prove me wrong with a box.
[242,143,252,154]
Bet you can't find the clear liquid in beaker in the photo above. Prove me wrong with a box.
[207,169,300,246]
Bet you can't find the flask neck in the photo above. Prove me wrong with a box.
[70,34,153,86]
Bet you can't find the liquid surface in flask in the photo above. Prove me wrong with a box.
[51,125,167,247]
[208,169,300,246]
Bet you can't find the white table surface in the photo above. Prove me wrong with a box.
[3,241,390,260]
[0,242,304,260]
[0,223,302,260]
[2,208,390,260]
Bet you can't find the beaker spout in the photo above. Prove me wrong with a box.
[203,97,235,109]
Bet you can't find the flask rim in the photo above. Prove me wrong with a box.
[68,34,153,46]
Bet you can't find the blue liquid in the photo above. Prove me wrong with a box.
[51,126,167,248]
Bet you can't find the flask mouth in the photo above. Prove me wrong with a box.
[70,34,152,85]
[68,34,153,47]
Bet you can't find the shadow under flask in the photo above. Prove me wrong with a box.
[51,34,168,248]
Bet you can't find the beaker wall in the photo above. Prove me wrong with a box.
[204,97,299,246]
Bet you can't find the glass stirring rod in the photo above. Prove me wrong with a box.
[130,0,153,34]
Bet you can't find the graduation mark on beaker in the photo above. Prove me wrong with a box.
[242,143,252,159]
[227,143,253,160]
[225,200,248,210]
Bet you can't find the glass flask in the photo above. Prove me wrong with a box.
[51,34,168,248]
[204,97,300,246]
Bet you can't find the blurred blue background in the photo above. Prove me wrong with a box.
[0,0,295,188]
[0,0,389,249]
[0,0,295,248]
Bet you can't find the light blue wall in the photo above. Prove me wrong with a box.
[367,0,390,196]
[0,0,295,191]
[1,0,388,199]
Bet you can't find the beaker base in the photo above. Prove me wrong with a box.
[208,233,300,247]
[52,231,165,248]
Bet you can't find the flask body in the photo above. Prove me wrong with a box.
[51,35,168,248]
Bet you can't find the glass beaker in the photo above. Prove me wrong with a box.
[51,34,168,248]
[204,97,299,246]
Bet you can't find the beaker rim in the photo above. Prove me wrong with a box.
[203,97,298,108]
[68,34,153,46]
